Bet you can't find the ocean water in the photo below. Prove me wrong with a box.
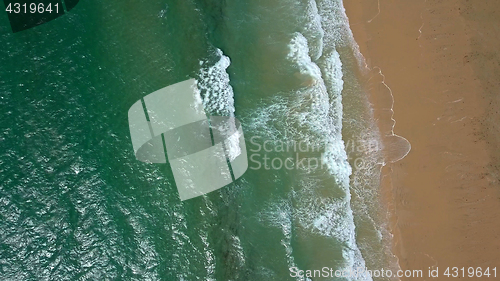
[0,0,395,280]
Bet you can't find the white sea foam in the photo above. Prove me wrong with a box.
[196,48,235,116]
[315,0,366,68]
[196,48,244,161]
[194,48,253,279]
[286,30,371,280]
[287,32,323,83]
[287,32,352,184]
[303,0,324,61]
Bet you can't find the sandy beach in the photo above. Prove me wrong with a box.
[344,0,500,279]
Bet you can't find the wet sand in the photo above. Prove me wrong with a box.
[344,0,500,279]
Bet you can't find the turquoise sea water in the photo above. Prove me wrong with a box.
[0,0,397,280]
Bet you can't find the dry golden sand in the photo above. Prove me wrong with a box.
[344,0,500,279]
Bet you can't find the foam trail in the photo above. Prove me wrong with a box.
[194,47,244,279]
[367,0,381,23]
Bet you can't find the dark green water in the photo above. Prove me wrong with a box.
[0,0,396,280]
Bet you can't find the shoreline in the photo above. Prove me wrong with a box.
[344,0,500,278]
